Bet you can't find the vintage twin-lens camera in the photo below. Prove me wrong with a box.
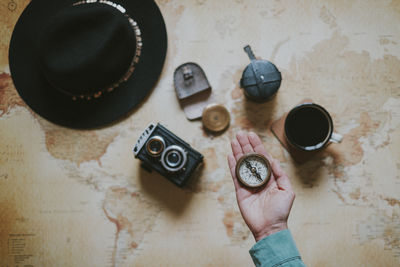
[133,123,204,187]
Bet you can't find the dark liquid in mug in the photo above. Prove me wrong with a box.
[286,107,330,147]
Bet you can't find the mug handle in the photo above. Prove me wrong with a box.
[330,132,343,143]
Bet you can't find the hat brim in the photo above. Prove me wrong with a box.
[9,0,167,129]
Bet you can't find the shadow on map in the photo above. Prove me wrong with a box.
[294,157,325,188]
[243,94,278,131]
[138,164,204,217]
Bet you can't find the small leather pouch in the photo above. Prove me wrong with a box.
[174,62,215,120]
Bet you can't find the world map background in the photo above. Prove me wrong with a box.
[1,0,400,266]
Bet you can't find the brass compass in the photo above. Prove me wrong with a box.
[235,153,271,188]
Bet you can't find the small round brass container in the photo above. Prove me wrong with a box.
[202,103,230,132]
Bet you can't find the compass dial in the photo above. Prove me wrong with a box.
[235,153,271,188]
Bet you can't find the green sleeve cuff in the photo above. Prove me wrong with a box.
[249,229,306,267]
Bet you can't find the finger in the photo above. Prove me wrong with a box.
[248,132,274,163]
[227,154,236,178]
[236,131,254,154]
[271,159,293,191]
[271,158,284,177]
[227,154,241,190]
[231,139,244,161]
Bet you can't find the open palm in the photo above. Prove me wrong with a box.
[227,132,295,242]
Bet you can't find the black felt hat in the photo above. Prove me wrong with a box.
[9,0,167,128]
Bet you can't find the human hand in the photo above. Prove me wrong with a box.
[227,131,295,242]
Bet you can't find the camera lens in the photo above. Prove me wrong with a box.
[161,145,187,172]
[146,136,165,157]
[149,140,163,152]
[166,151,181,167]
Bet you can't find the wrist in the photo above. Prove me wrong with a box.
[253,222,288,242]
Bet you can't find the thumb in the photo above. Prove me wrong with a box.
[227,154,241,191]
